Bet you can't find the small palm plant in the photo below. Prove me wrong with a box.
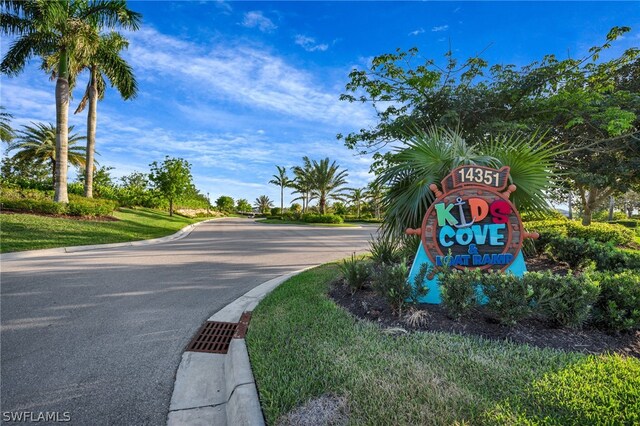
[254,195,274,214]
[376,127,560,237]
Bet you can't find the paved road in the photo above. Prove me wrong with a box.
[1,219,375,425]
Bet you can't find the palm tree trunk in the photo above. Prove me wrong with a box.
[54,64,70,203]
[84,66,98,198]
[280,185,284,213]
[608,195,614,221]
[51,159,56,187]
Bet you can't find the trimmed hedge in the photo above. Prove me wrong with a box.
[591,270,640,332]
[526,219,634,246]
[1,194,117,217]
[544,236,640,272]
[301,213,344,224]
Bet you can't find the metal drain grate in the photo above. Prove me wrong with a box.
[187,321,237,354]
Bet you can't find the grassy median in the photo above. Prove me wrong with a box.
[246,264,640,425]
[0,208,206,253]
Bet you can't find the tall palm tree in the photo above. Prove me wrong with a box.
[73,31,137,198]
[376,127,561,237]
[268,165,290,213]
[0,106,14,142]
[291,157,313,213]
[348,188,365,218]
[309,157,349,214]
[1,0,141,203]
[7,122,86,184]
[364,181,384,219]
[254,195,274,214]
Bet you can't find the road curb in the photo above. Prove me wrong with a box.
[167,268,314,426]
[0,217,226,261]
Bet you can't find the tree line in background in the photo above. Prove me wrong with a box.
[339,26,639,227]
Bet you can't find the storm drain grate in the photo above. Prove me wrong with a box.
[187,321,237,354]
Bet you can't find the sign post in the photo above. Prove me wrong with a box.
[406,166,539,304]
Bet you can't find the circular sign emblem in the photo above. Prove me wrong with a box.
[418,166,524,271]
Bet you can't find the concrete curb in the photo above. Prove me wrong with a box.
[167,268,313,426]
[0,217,227,261]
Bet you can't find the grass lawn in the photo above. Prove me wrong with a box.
[0,208,211,253]
[246,264,640,425]
[256,218,357,227]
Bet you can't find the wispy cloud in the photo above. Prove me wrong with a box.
[214,0,232,14]
[432,25,449,32]
[241,11,277,32]
[125,27,373,128]
[408,28,425,36]
[294,35,328,52]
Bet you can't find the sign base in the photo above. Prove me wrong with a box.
[407,241,528,304]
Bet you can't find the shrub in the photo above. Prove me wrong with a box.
[67,197,117,217]
[592,210,628,222]
[372,261,429,315]
[270,207,282,216]
[481,271,533,326]
[399,235,421,262]
[566,221,634,246]
[437,268,482,320]
[520,210,567,222]
[1,198,66,215]
[369,236,401,266]
[339,254,371,294]
[301,213,344,224]
[547,236,598,269]
[609,219,639,229]
[591,270,640,331]
[526,271,600,329]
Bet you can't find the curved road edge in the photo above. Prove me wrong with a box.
[0,217,227,261]
[167,267,316,426]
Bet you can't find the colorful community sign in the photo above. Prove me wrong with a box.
[406,166,539,304]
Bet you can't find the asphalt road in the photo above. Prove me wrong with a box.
[1,218,375,425]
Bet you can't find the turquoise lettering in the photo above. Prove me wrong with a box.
[488,223,506,246]
[439,225,456,247]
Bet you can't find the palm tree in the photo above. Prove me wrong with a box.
[268,165,290,213]
[291,157,313,213]
[364,181,384,219]
[348,188,365,218]
[254,195,274,214]
[376,127,560,237]
[73,32,137,198]
[0,106,14,142]
[7,122,86,184]
[1,0,141,203]
[309,157,349,214]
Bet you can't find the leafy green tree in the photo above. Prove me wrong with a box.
[1,0,141,203]
[119,171,149,207]
[73,32,137,198]
[309,158,349,214]
[215,195,235,212]
[377,127,560,237]
[1,155,51,188]
[269,165,290,214]
[0,106,14,142]
[254,195,273,214]
[7,122,86,185]
[339,27,639,226]
[236,198,252,213]
[149,157,193,216]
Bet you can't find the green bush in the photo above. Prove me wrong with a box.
[1,197,66,215]
[566,221,634,246]
[437,268,482,320]
[592,210,628,222]
[481,271,533,326]
[609,219,639,229]
[399,234,421,262]
[526,271,600,329]
[270,207,282,216]
[339,254,371,294]
[301,213,343,224]
[67,196,118,217]
[591,270,640,332]
[372,261,428,315]
[369,236,401,266]
[520,210,567,222]
[547,236,598,270]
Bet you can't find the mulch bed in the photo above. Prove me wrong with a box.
[329,255,639,359]
[0,209,119,221]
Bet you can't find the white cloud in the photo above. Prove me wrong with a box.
[432,25,449,32]
[294,35,328,52]
[214,0,232,14]
[125,27,373,128]
[408,28,425,36]
[241,11,277,32]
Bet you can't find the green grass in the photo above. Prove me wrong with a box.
[246,264,640,425]
[0,208,209,253]
[256,218,357,227]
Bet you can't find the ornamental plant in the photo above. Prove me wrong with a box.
[481,271,533,326]
[437,267,482,320]
[339,254,371,294]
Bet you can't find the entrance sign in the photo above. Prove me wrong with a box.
[406,166,538,304]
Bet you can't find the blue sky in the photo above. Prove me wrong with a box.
[2,1,639,206]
